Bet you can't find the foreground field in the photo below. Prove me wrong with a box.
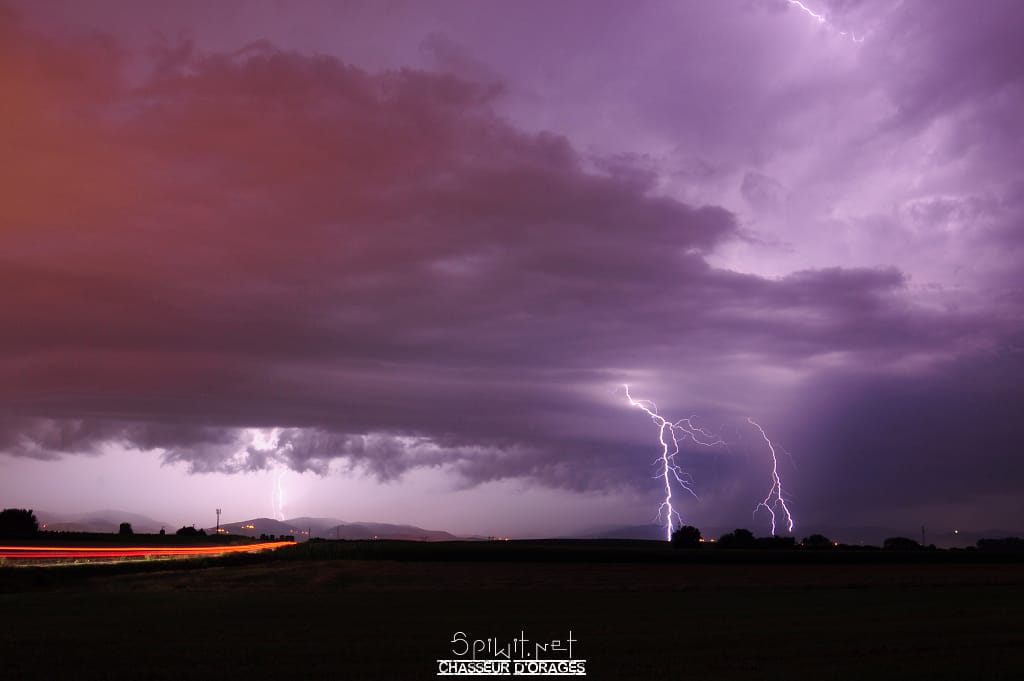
[1,541,1021,680]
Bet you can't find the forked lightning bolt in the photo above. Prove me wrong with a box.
[787,0,827,23]
[787,0,865,43]
[625,385,796,540]
[748,417,794,534]
[625,385,725,541]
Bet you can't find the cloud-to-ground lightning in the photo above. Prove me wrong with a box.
[625,385,725,541]
[245,427,290,521]
[748,417,794,535]
[625,385,796,540]
[786,0,865,43]
[272,469,286,521]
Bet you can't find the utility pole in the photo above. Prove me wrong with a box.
[216,508,222,534]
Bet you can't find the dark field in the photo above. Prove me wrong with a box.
[1,541,1022,680]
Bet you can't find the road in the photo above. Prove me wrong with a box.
[0,541,294,559]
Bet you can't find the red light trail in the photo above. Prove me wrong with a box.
[0,541,294,560]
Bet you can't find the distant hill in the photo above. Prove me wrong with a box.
[577,524,668,541]
[215,517,303,538]
[32,509,1018,547]
[322,521,458,542]
[212,517,458,541]
[36,510,172,534]
[281,517,348,535]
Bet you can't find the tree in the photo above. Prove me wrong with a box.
[0,508,39,538]
[883,536,921,550]
[802,533,833,548]
[119,522,134,536]
[717,528,755,548]
[671,525,702,548]
[176,525,201,537]
[977,537,1024,552]
[756,535,796,549]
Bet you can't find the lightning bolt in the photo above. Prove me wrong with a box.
[786,0,865,43]
[748,417,794,535]
[272,469,286,521]
[625,385,725,541]
[787,0,826,23]
[625,386,796,539]
[243,427,290,522]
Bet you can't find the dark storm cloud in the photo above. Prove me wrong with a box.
[866,0,1024,132]
[740,172,786,212]
[0,2,1019,525]
[784,345,1024,526]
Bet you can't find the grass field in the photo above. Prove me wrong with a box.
[1,540,1022,680]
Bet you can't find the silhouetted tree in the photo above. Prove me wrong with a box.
[976,537,1024,552]
[756,535,796,549]
[176,525,201,537]
[802,533,833,548]
[119,522,134,536]
[717,528,755,548]
[0,508,39,538]
[671,525,702,548]
[159,528,166,536]
[883,536,921,550]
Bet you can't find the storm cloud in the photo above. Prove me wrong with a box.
[2,0,1023,532]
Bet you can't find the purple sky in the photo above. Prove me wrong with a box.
[2,0,1022,538]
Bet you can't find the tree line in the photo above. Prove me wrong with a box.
[670,523,1024,552]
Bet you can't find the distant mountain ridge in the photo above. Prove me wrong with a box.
[20,510,459,540]
[213,516,458,541]
[35,510,172,534]
[28,510,1019,546]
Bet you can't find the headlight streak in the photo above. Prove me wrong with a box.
[0,541,295,560]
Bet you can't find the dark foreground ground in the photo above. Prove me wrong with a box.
[1,540,1022,680]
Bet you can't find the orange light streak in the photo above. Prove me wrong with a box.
[0,541,294,559]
